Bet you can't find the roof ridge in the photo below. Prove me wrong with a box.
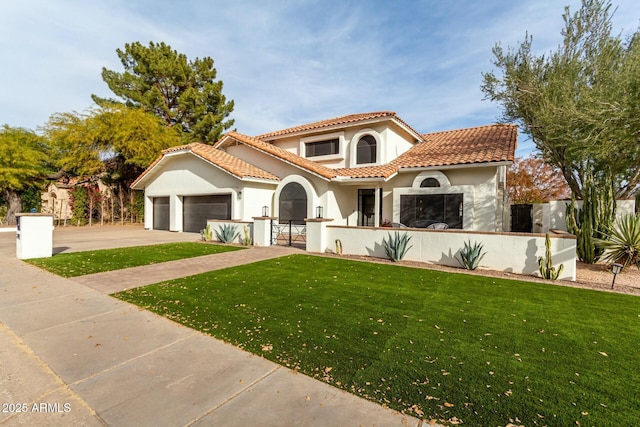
[256,111,398,140]
[421,123,517,138]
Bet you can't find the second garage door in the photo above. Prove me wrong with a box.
[183,195,231,233]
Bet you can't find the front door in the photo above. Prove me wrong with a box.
[358,189,376,226]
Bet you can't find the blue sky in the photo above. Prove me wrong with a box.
[1,1,638,157]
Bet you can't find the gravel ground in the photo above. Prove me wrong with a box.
[319,253,640,296]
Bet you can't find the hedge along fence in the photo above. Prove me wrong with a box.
[325,226,577,281]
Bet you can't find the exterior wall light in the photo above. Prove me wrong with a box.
[262,206,269,217]
[611,263,623,289]
[316,206,324,219]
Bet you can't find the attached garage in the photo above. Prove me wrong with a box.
[153,197,170,230]
[183,195,231,233]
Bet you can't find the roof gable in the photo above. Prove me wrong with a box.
[217,132,337,180]
[256,111,424,143]
[131,142,279,189]
[392,124,517,169]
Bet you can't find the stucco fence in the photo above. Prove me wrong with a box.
[206,218,577,282]
[325,226,576,281]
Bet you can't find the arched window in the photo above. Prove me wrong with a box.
[420,177,440,188]
[279,182,307,225]
[356,135,377,164]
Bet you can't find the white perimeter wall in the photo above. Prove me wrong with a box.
[325,226,576,281]
[547,199,637,232]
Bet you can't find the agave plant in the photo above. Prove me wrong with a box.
[456,240,486,270]
[215,224,240,243]
[595,214,640,270]
[382,232,412,262]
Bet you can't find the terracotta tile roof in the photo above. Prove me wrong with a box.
[189,143,280,181]
[256,111,423,142]
[131,143,279,189]
[392,124,517,169]
[219,132,337,180]
[333,165,398,179]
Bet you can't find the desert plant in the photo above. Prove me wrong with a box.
[456,240,486,270]
[201,224,213,242]
[382,232,412,262]
[242,225,252,246]
[538,233,564,280]
[565,172,616,263]
[215,224,239,243]
[595,213,640,270]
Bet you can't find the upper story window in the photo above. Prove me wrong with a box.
[420,177,440,188]
[356,135,377,164]
[305,138,339,157]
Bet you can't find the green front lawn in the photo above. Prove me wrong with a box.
[114,255,640,426]
[27,242,244,277]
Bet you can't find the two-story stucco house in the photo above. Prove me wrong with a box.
[131,111,517,233]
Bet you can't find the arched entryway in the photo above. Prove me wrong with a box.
[278,182,307,225]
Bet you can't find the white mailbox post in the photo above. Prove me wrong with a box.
[16,213,54,259]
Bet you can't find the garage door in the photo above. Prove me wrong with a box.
[153,197,170,230]
[183,195,231,233]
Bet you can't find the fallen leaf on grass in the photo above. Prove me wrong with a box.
[598,351,608,357]
[444,402,454,407]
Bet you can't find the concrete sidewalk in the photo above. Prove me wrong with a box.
[72,245,299,293]
[0,226,422,426]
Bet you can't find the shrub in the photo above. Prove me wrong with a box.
[215,224,239,243]
[538,233,564,280]
[456,240,486,270]
[382,232,412,262]
[201,224,213,242]
[595,214,640,270]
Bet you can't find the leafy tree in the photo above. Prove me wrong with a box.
[21,185,44,213]
[482,0,640,199]
[45,105,183,225]
[0,125,50,224]
[69,185,89,226]
[46,104,182,176]
[93,41,234,144]
[508,156,572,204]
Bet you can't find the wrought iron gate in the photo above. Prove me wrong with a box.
[271,220,306,246]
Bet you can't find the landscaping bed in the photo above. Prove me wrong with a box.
[320,253,640,296]
[114,254,640,426]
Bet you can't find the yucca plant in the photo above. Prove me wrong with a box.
[456,240,486,270]
[595,213,640,270]
[382,232,412,262]
[201,224,213,242]
[241,225,253,246]
[215,224,239,243]
[538,233,564,280]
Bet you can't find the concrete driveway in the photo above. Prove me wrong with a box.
[0,225,423,427]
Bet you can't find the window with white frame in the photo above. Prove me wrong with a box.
[305,139,339,157]
[356,135,377,164]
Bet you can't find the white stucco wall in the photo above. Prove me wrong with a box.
[547,199,637,232]
[141,153,277,230]
[325,226,577,281]
[385,167,501,232]
[261,121,417,169]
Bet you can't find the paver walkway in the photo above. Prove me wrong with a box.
[72,245,299,293]
[0,227,425,427]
